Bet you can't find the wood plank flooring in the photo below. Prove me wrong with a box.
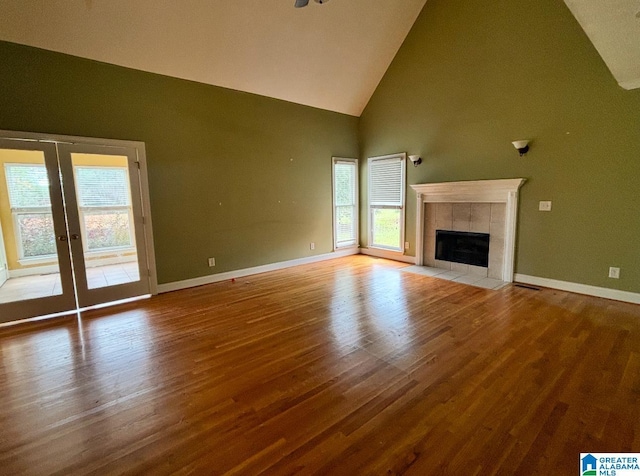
[0,255,639,475]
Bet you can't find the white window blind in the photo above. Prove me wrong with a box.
[75,167,130,207]
[4,164,56,259]
[4,164,51,208]
[333,158,358,249]
[368,154,406,251]
[369,158,403,207]
[74,166,134,252]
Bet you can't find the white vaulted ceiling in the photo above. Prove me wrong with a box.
[0,0,427,116]
[0,1,637,117]
[563,0,640,90]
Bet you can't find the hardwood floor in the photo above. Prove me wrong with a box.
[0,255,638,475]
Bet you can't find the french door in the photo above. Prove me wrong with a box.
[0,136,154,323]
[0,218,8,288]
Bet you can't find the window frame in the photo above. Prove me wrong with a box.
[332,157,359,250]
[73,165,136,254]
[367,153,406,252]
[4,163,57,262]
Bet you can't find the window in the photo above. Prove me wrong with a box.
[4,164,56,260]
[332,158,358,249]
[74,166,134,252]
[368,154,406,251]
[4,164,135,259]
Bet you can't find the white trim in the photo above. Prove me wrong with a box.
[9,264,60,278]
[411,179,526,282]
[157,248,360,294]
[368,153,406,252]
[0,129,158,296]
[359,247,416,264]
[410,179,526,203]
[515,273,640,305]
[332,157,359,251]
[18,255,58,266]
[0,129,146,150]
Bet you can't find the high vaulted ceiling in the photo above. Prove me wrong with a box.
[563,0,640,90]
[0,0,427,117]
[0,1,637,118]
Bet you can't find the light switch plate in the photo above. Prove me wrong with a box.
[539,201,552,211]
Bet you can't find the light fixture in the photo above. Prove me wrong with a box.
[408,155,422,167]
[295,0,329,7]
[511,140,530,157]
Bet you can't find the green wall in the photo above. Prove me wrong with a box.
[359,0,640,293]
[0,41,359,284]
[2,0,640,296]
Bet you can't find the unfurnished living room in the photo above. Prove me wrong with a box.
[0,0,639,474]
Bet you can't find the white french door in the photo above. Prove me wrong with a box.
[0,219,8,288]
[0,135,155,324]
[57,143,150,308]
[0,139,77,322]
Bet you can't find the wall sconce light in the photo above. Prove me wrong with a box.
[408,155,422,167]
[511,140,530,157]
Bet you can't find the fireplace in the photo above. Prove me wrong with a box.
[435,230,490,267]
[410,179,526,282]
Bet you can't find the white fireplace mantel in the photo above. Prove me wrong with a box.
[410,179,526,282]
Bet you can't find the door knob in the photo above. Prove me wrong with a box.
[71,234,80,240]
[57,235,68,242]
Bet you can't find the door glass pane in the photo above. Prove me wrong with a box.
[0,150,63,304]
[70,154,140,289]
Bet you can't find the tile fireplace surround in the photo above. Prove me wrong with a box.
[410,179,526,283]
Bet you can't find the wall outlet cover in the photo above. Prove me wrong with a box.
[539,201,552,211]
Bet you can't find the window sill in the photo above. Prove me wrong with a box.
[18,256,58,267]
[84,247,136,258]
[368,245,404,253]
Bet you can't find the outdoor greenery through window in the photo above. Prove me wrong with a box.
[332,158,358,248]
[368,155,405,251]
[4,164,134,260]
[4,164,56,259]
[74,166,134,252]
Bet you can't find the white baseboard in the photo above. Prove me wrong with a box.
[157,248,360,294]
[9,264,60,278]
[359,247,417,264]
[514,273,640,305]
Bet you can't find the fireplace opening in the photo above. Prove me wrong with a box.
[435,230,490,267]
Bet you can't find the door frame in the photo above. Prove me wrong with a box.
[0,215,8,287]
[57,142,152,308]
[0,130,158,297]
[0,138,77,322]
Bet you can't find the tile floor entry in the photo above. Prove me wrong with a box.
[0,262,140,304]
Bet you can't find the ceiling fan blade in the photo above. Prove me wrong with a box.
[294,0,309,7]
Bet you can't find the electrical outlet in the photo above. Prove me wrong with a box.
[208,257,216,267]
[404,241,410,250]
[608,267,620,279]
[310,242,315,250]
[539,201,552,211]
